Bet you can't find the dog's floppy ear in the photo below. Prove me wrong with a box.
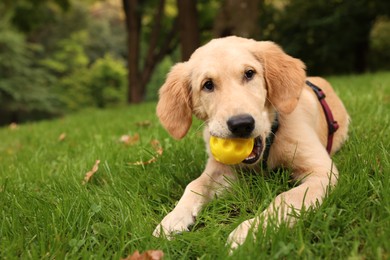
[156,62,192,139]
[253,41,306,114]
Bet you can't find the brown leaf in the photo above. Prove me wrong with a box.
[120,133,140,146]
[122,250,164,260]
[128,139,163,166]
[82,160,101,184]
[150,139,163,156]
[58,132,66,141]
[136,120,152,128]
[9,122,18,130]
[129,157,157,166]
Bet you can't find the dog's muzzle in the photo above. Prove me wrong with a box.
[226,114,263,164]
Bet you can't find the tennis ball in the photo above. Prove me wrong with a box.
[210,136,254,165]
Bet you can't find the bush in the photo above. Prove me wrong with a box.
[0,16,60,125]
[369,17,390,71]
[0,1,129,125]
[88,54,127,108]
[40,31,92,111]
[47,52,127,111]
[40,29,127,111]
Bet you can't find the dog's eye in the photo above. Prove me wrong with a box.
[244,70,255,80]
[203,80,214,92]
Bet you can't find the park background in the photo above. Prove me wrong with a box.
[1,1,390,259]
[1,0,390,125]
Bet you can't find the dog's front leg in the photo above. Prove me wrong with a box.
[153,158,234,238]
[227,157,338,250]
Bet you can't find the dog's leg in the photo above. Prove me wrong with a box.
[153,158,234,238]
[227,152,338,250]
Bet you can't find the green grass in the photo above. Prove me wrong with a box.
[1,72,390,259]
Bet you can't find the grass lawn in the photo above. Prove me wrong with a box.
[1,72,390,259]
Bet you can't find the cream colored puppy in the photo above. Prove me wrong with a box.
[153,36,349,250]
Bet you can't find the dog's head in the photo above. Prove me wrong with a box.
[157,36,306,164]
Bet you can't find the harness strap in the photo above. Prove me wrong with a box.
[305,80,339,153]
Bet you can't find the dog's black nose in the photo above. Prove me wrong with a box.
[227,114,255,137]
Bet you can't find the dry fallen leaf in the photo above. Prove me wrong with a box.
[120,133,140,146]
[58,132,66,141]
[128,139,163,166]
[122,250,164,260]
[135,120,152,128]
[9,122,18,130]
[82,160,100,184]
[150,139,163,156]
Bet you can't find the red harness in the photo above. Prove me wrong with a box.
[306,80,339,154]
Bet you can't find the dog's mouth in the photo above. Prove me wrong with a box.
[242,136,263,164]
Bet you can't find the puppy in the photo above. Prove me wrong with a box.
[153,36,349,250]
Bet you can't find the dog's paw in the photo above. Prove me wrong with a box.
[153,209,195,239]
[226,218,257,252]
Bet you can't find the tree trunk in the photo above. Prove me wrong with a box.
[213,0,262,39]
[177,0,200,61]
[354,40,369,73]
[123,0,142,103]
[140,0,166,97]
[123,0,179,104]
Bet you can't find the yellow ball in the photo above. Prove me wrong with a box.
[210,136,254,165]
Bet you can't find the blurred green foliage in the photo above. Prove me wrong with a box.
[0,0,128,124]
[0,16,59,124]
[88,54,127,108]
[370,17,390,70]
[260,0,390,75]
[41,32,127,110]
